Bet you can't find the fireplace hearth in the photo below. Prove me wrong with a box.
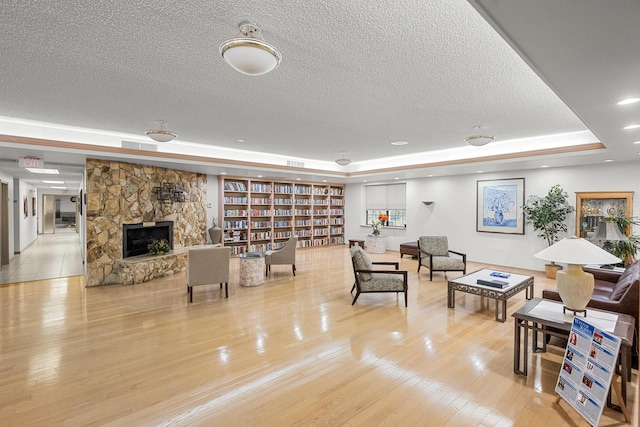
[123,222,173,258]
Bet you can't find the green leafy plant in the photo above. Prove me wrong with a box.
[148,238,171,255]
[522,184,575,247]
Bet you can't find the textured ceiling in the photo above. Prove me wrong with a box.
[0,0,638,189]
[0,1,584,160]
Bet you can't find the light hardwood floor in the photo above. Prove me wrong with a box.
[0,245,637,426]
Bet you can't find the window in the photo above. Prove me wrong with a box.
[365,183,406,228]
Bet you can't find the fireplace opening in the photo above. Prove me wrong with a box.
[123,221,173,258]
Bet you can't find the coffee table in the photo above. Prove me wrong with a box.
[512,297,634,407]
[447,268,534,322]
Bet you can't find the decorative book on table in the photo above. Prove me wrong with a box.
[476,279,509,288]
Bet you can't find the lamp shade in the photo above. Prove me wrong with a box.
[591,220,627,242]
[534,236,621,265]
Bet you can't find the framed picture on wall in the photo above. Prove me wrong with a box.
[476,178,525,234]
[23,195,28,218]
[32,197,36,216]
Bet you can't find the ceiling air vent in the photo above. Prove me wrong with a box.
[287,160,304,168]
[121,140,158,152]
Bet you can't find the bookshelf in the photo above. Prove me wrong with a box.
[219,177,345,254]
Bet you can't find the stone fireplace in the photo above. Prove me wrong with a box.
[85,158,207,286]
[123,221,173,258]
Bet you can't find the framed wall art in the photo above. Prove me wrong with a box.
[23,195,28,218]
[32,197,36,216]
[476,178,525,234]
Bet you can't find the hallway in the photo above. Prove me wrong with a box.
[0,226,83,284]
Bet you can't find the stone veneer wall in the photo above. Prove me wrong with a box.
[85,159,207,286]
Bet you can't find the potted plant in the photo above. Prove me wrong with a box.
[370,213,388,236]
[522,184,575,278]
[148,238,171,255]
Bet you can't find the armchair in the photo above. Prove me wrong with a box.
[186,246,231,302]
[417,236,466,280]
[350,245,408,306]
[265,236,298,276]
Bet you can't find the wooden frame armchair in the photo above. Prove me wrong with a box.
[417,236,466,281]
[265,236,298,276]
[186,246,231,302]
[350,245,408,306]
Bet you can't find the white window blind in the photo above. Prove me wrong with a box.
[365,183,406,210]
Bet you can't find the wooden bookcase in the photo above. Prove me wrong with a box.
[219,177,345,255]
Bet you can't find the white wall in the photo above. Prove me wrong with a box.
[345,161,640,272]
[14,179,38,252]
[0,170,15,262]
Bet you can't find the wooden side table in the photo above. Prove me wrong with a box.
[238,252,265,286]
[348,239,365,249]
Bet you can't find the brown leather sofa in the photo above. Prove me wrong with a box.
[541,262,639,326]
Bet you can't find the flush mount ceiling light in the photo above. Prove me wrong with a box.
[335,152,352,166]
[219,23,281,76]
[145,120,176,142]
[464,125,494,146]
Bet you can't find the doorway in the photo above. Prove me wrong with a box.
[42,194,55,234]
[1,181,9,266]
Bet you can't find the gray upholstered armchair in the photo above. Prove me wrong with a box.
[417,236,466,281]
[350,245,408,306]
[265,236,298,276]
[186,246,231,302]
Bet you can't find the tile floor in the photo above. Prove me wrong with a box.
[0,226,84,284]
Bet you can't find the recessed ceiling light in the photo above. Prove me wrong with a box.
[623,124,640,130]
[257,175,263,178]
[427,174,434,177]
[26,167,59,174]
[394,177,400,180]
[540,165,549,168]
[477,170,484,173]
[322,180,327,182]
[618,98,640,105]
[632,140,640,144]
[42,180,64,184]
[296,178,301,181]
[50,186,67,189]
[237,139,245,142]
[363,180,368,183]
[604,159,614,162]
[390,140,409,146]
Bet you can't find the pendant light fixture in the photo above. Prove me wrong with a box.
[219,23,282,76]
[335,152,352,166]
[145,120,176,143]
[464,125,494,146]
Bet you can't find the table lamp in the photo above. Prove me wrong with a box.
[534,236,621,315]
